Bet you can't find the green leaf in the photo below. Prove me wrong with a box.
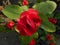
[40,36,46,41]
[40,22,56,32]
[46,13,54,18]
[54,12,60,19]
[39,13,56,32]
[0,26,6,32]
[33,1,57,14]
[0,17,5,22]
[2,5,28,20]
[52,35,56,43]
[0,25,12,32]
[20,36,33,45]
[20,6,28,11]
[33,32,38,39]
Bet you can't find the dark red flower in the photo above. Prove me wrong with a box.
[16,8,41,36]
[50,42,55,45]
[22,0,28,5]
[46,34,52,41]
[48,18,57,24]
[29,39,36,45]
[6,21,14,30]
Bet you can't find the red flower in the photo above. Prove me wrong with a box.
[29,39,36,45]
[16,8,41,36]
[50,42,55,45]
[46,34,52,41]
[6,21,14,30]
[48,18,57,24]
[22,0,28,5]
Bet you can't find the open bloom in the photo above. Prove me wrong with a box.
[16,8,41,36]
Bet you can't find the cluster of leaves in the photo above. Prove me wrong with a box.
[0,0,60,45]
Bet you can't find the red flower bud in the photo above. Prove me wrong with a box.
[29,39,36,45]
[50,42,55,45]
[48,18,57,24]
[22,0,28,5]
[46,34,52,41]
[6,21,14,30]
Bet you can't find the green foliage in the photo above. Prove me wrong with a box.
[2,5,28,20]
[46,13,54,18]
[19,32,38,45]
[0,26,6,32]
[33,1,57,14]
[33,32,38,39]
[0,17,5,22]
[54,12,60,19]
[52,35,56,43]
[37,28,44,35]
[33,1,56,32]
[39,13,56,32]
[20,36,33,45]
[40,36,46,41]
[0,25,12,32]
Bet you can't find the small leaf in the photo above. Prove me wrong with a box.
[52,35,56,43]
[33,32,38,39]
[33,1,57,14]
[2,5,28,20]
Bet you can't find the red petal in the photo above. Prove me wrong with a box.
[16,22,33,36]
